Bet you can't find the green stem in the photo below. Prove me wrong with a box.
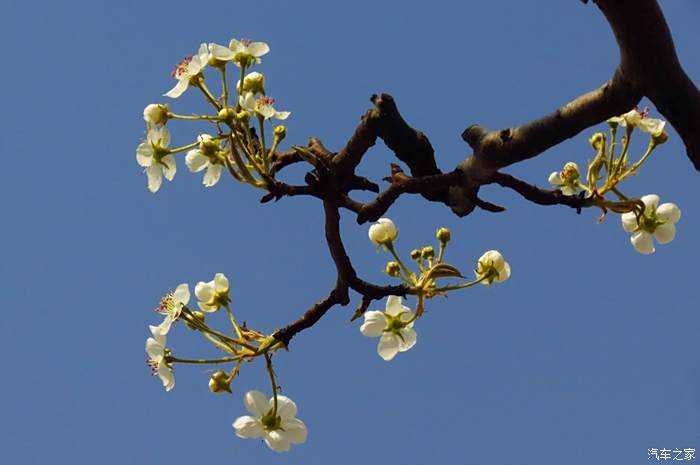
[220,67,229,105]
[619,139,656,182]
[611,187,628,201]
[167,355,240,364]
[196,80,222,110]
[167,140,200,154]
[265,353,278,417]
[228,134,258,184]
[257,116,268,173]
[236,65,247,111]
[606,125,618,181]
[385,243,414,284]
[437,242,446,264]
[167,113,220,122]
[224,303,243,340]
[433,275,488,293]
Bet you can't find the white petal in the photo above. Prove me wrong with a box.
[495,261,511,282]
[247,42,270,57]
[155,126,171,147]
[631,231,655,255]
[398,327,417,352]
[158,315,174,335]
[165,78,190,98]
[274,111,290,120]
[561,185,577,196]
[214,273,229,292]
[228,39,244,53]
[210,43,235,60]
[145,337,164,359]
[258,105,276,120]
[274,395,297,419]
[195,281,215,303]
[640,118,665,135]
[384,295,404,316]
[233,416,263,438]
[548,171,562,186]
[203,164,222,187]
[654,223,676,244]
[185,150,208,173]
[161,155,176,181]
[158,363,175,392]
[377,333,400,361]
[146,164,163,193]
[136,143,153,167]
[641,194,660,215]
[360,311,387,337]
[173,283,190,306]
[264,430,291,452]
[656,203,681,224]
[243,390,270,417]
[280,418,308,444]
[621,212,638,232]
[240,92,256,112]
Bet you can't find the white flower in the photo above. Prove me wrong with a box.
[165,43,209,99]
[143,103,168,127]
[621,194,681,255]
[475,250,511,285]
[239,92,290,121]
[154,283,190,334]
[136,125,175,193]
[360,296,417,361]
[368,218,398,247]
[185,134,225,187]
[195,272,230,312]
[608,108,666,136]
[233,390,308,452]
[548,162,580,196]
[227,38,270,67]
[145,320,175,392]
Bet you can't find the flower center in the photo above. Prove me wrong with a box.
[171,56,193,78]
[636,106,650,119]
[257,97,275,109]
[146,357,159,375]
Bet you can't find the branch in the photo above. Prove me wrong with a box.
[488,172,593,212]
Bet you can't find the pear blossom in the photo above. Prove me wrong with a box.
[239,92,290,121]
[145,319,175,392]
[136,125,175,193]
[165,43,209,99]
[548,162,580,196]
[195,272,230,312]
[368,218,398,247]
[475,250,511,285]
[621,194,681,255]
[185,134,225,187]
[236,71,266,95]
[143,103,168,127]
[233,390,308,452]
[227,38,270,67]
[154,283,190,334]
[360,296,417,361]
[608,108,666,136]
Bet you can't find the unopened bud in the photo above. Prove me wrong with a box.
[652,130,669,146]
[421,246,435,261]
[273,125,287,141]
[218,107,236,124]
[560,162,580,182]
[410,249,422,260]
[239,71,266,95]
[208,370,232,394]
[235,110,251,124]
[143,104,169,126]
[436,227,451,243]
[385,261,401,277]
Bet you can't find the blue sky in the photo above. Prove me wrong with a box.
[1,1,699,464]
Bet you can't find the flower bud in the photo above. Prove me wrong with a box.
[208,370,232,394]
[198,134,220,156]
[436,227,451,243]
[185,310,205,330]
[368,218,398,246]
[143,104,169,126]
[421,246,434,261]
[475,250,511,285]
[588,132,605,150]
[239,71,266,95]
[560,162,580,182]
[235,110,251,124]
[385,261,401,277]
[652,130,669,146]
[410,249,422,260]
[273,125,287,141]
[218,107,236,124]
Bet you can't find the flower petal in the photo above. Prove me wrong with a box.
[165,78,189,99]
[173,283,190,306]
[621,212,638,232]
[280,418,308,444]
[158,363,175,392]
[384,295,404,316]
[185,150,208,173]
[243,390,270,417]
[195,281,215,304]
[548,171,562,186]
[210,43,235,61]
[274,111,290,120]
[656,203,681,224]
[146,164,163,193]
[360,311,387,337]
[398,327,417,352]
[145,337,164,359]
[233,416,263,438]
[214,273,229,292]
[240,92,256,112]
[247,42,270,58]
[274,395,297,419]
[203,164,222,187]
[654,222,676,244]
[495,261,511,282]
[641,194,660,215]
[377,333,400,361]
[161,155,176,181]
[264,430,291,452]
[631,231,655,255]
[136,143,153,167]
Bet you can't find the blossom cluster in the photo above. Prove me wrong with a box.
[546,107,682,255]
[136,38,290,193]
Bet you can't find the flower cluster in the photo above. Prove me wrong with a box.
[135,38,290,193]
[544,107,682,255]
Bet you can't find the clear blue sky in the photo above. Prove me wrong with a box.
[1,1,699,464]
